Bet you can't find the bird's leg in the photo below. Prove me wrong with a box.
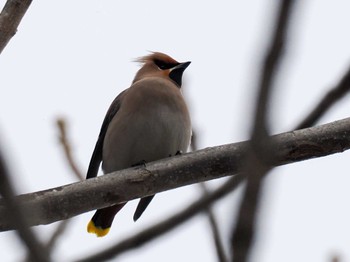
[169,151,183,157]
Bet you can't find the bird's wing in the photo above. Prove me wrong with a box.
[86,89,128,179]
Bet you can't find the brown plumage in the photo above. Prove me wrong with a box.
[86,52,192,237]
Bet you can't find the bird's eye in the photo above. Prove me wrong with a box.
[154,59,178,70]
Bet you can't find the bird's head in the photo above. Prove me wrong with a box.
[133,52,191,87]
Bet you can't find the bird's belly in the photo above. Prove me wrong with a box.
[102,107,190,174]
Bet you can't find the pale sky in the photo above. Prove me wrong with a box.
[1,0,350,261]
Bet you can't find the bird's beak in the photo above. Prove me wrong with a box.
[169,61,191,87]
[177,61,191,70]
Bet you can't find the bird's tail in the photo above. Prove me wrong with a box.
[133,195,155,221]
[87,203,126,237]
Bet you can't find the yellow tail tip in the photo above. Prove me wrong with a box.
[87,220,110,237]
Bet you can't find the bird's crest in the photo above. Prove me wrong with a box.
[135,52,179,65]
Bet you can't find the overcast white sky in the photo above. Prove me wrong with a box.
[1,0,350,261]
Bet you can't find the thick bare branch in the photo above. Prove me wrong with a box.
[0,118,349,231]
[0,0,32,54]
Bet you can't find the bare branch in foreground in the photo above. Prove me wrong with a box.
[296,65,350,130]
[0,147,50,262]
[0,118,349,231]
[231,0,297,261]
[0,0,33,54]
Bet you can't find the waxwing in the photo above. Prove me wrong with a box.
[86,52,192,237]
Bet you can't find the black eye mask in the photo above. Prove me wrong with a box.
[154,59,179,70]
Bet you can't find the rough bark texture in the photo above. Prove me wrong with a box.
[0,118,349,231]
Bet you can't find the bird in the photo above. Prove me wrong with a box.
[86,52,192,237]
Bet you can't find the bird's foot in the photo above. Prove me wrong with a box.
[175,150,183,156]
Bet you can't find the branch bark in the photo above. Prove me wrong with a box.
[0,118,349,231]
[0,0,33,54]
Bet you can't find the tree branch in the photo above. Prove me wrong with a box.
[231,1,297,261]
[0,118,349,231]
[0,0,33,54]
[56,118,84,181]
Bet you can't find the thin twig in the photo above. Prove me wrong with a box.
[0,146,50,262]
[231,1,297,262]
[0,0,33,54]
[46,219,71,252]
[56,118,84,181]
[200,183,229,262]
[296,65,350,130]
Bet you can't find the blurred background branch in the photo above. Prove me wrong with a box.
[56,118,84,181]
[199,182,228,262]
[231,0,297,261]
[296,65,350,129]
